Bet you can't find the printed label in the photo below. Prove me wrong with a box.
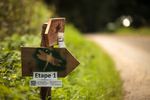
[33,72,57,79]
[30,80,62,87]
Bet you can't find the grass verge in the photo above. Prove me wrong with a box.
[116,27,150,35]
[0,24,122,100]
[52,24,122,100]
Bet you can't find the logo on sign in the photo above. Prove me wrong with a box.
[33,48,67,72]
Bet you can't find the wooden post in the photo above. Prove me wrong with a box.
[21,18,80,100]
[40,23,51,100]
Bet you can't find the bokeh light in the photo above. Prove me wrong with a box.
[123,18,130,27]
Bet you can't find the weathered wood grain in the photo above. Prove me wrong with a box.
[21,47,80,77]
[40,23,47,47]
[45,18,65,47]
[40,23,51,100]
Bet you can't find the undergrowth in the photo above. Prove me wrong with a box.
[0,24,122,100]
[116,27,150,35]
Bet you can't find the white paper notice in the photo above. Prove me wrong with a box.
[58,32,66,48]
[30,80,62,87]
[58,41,66,48]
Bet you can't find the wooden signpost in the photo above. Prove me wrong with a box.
[45,18,65,47]
[21,18,80,100]
[21,47,80,77]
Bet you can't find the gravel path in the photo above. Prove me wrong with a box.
[85,34,150,100]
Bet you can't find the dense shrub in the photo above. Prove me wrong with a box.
[0,0,50,40]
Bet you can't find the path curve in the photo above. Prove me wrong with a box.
[85,34,150,100]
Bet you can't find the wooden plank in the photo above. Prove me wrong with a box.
[40,23,51,100]
[40,23,47,47]
[45,18,65,47]
[21,47,80,77]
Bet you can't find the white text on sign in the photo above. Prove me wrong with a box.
[33,72,57,80]
[30,80,62,87]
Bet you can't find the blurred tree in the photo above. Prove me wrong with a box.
[44,0,118,32]
[44,0,150,32]
[116,0,150,28]
[0,0,50,40]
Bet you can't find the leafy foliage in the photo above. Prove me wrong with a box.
[0,22,121,100]
[0,24,122,99]
[46,0,150,32]
[49,0,118,32]
[0,0,122,99]
[0,0,50,40]
[52,25,122,99]
[0,34,41,100]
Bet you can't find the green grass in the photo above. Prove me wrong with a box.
[52,24,122,99]
[0,24,122,100]
[116,27,150,35]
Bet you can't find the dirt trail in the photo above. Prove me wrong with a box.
[85,34,150,100]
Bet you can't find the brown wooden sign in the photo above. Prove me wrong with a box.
[21,47,80,77]
[21,18,79,100]
[45,18,65,47]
